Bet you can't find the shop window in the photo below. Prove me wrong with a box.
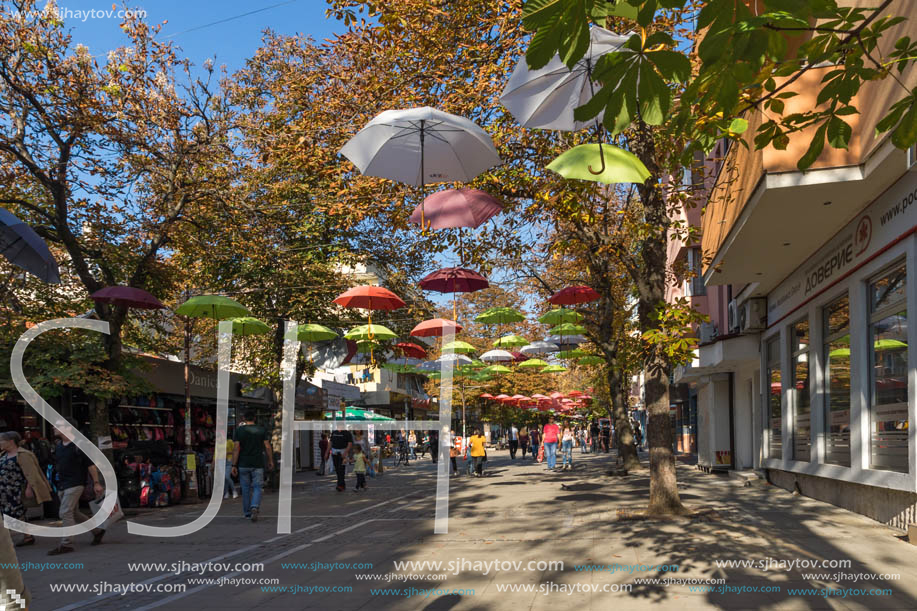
[822,294,851,466]
[869,262,909,472]
[766,336,782,459]
[791,318,811,462]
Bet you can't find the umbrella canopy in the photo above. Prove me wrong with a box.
[549,285,600,305]
[356,341,382,354]
[480,349,515,362]
[382,362,417,373]
[517,358,548,370]
[479,393,495,399]
[485,364,512,375]
[436,353,473,366]
[557,348,589,359]
[0,208,60,283]
[493,334,528,348]
[542,364,568,373]
[531,393,549,399]
[550,391,566,399]
[475,306,525,325]
[494,394,510,401]
[419,267,489,293]
[297,323,339,343]
[550,323,587,336]
[91,286,165,310]
[176,295,250,320]
[345,324,398,342]
[510,351,529,362]
[567,390,585,397]
[442,340,477,354]
[545,334,587,346]
[577,355,605,366]
[520,341,560,355]
[339,107,501,187]
[227,317,271,336]
[394,342,427,359]
[547,144,651,185]
[501,26,630,131]
[411,318,462,337]
[333,286,405,311]
[410,188,503,229]
[538,308,583,325]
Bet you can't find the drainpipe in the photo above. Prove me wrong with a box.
[728,372,736,470]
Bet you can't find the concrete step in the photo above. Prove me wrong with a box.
[730,469,766,487]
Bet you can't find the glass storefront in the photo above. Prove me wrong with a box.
[823,294,851,466]
[791,318,810,462]
[766,336,782,459]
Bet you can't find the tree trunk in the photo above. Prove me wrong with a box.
[608,362,639,470]
[644,352,687,514]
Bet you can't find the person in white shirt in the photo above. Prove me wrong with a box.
[508,424,519,460]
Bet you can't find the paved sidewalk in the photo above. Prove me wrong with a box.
[16,449,917,610]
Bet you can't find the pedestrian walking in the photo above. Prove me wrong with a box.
[530,427,541,462]
[231,410,274,522]
[429,430,439,463]
[317,433,330,476]
[468,429,486,477]
[0,431,51,548]
[448,430,460,476]
[352,445,368,491]
[223,437,239,498]
[602,425,611,453]
[329,424,353,492]
[590,420,600,453]
[519,426,529,458]
[507,423,519,459]
[542,416,560,470]
[578,427,588,454]
[408,431,417,459]
[561,422,575,470]
[48,418,105,555]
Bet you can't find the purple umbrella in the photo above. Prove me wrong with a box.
[418,267,489,320]
[0,208,60,283]
[91,286,166,310]
[408,188,502,229]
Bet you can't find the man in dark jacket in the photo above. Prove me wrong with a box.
[329,424,353,491]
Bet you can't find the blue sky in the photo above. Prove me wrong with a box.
[58,0,342,73]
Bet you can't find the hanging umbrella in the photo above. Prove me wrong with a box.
[410,188,503,229]
[520,341,560,355]
[411,318,462,337]
[436,353,473,366]
[547,144,651,185]
[334,286,405,312]
[517,358,549,370]
[538,308,584,325]
[510,351,530,362]
[545,334,587,346]
[493,334,528,348]
[345,324,398,342]
[531,393,550,400]
[475,306,525,325]
[577,355,605,366]
[481,349,515,362]
[394,342,427,359]
[298,324,338,343]
[465,359,487,369]
[176,295,250,320]
[549,323,587,336]
[419,267,489,319]
[557,348,589,359]
[0,208,60,283]
[382,362,417,373]
[542,364,568,373]
[339,106,501,229]
[442,340,477,354]
[227,317,271,336]
[479,393,495,400]
[355,341,382,354]
[91,286,165,310]
[485,364,512,375]
[549,286,600,305]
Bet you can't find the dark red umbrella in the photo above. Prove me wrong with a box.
[409,188,502,229]
[395,342,427,359]
[549,285,599,305]
[510,351,529,362]
[333,285,405,311]
[91,286,165,310]
[419,267,489,320]
[411,318,463,338]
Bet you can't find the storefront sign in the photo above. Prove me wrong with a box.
[768,171,917,325]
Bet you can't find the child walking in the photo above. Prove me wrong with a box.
[353,445,368,492]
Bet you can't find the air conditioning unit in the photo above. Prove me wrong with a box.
[739,298,767,333]
[909,143,917,171]
[699,321,717,344]
[727,299,740,334]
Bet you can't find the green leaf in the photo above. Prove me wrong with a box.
[638,62,668,125]
[637,0,658,27]
[559,5,590,69]
[798,123,827,170]
[890,100,917,149]
[729,117,749,134]
[525,18,562,70]
[827,116,852,149]
[522,0,565,27]
[647,50,691,83]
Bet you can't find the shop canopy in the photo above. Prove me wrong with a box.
[323,407,396,421]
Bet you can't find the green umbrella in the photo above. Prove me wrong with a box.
[356,341,382,354]
[442,340,477,354]
[829,338,907,358]
[426,371,442,380]
[345,324,398,342]
[227,316,270,336]
[550,323,586,336]
[484,364,512,375]
[557,348,588,359]
[538,308,583,325]
[465,359,487,369]
[541,364,568,373]
[475,306,525,325]
[175,295,250,320]
[493,334,528,348]
[517,358,548,370]
[577,355,605,366]
[297,323,338,342]
[382,362,417,373]
[546,143,650,185]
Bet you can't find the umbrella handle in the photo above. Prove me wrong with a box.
[588,142,606,175]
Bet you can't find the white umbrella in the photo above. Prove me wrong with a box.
[545,334,587,346]
[501,27,629,132]
[480,349,515,363]
[436,353,473,366]
[520,341,560,356]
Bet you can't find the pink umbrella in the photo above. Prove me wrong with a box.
[409,188,503,229]
[91,286,165,310]
[510,351,529,362]
[419,267,489,320]
[411,318,463,338]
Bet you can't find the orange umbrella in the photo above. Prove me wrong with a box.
[411,318,462,338]
[334,286,405,363]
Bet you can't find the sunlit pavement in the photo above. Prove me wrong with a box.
[18,449,917,610]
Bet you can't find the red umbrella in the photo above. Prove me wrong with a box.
[479,393,495,399]
[550,391,565,399]
[395,342,426,359]
[549,285,600,305]
[91,286,165,310]
[333,285,405,311]
[510,351,529,362]
[411,318,463,338]
[567,390,585,397]
[494,394,510,401]
[409,188,503,229]
[419,267,489,320]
